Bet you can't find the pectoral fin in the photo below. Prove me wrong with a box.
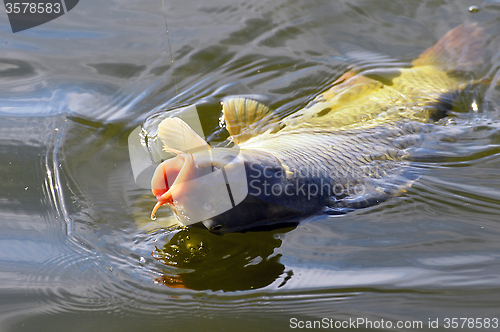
[158,117,210,153]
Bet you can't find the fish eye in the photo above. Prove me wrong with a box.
[210,224,223,232]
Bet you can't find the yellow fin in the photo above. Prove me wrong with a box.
[157,117,210,153]
[222,97,274,143]
[412,23,487,73]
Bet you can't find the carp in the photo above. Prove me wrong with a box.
[150,24,488,233]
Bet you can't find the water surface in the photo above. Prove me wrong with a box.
[2,0,500,331]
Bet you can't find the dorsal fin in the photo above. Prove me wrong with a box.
[157,117,210,153]
[412,23,487,73]
[222,97,274,143]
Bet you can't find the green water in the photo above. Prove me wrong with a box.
[1,0,500,331]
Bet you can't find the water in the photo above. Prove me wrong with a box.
[2,0,500,330]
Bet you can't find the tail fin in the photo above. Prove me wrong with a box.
[412,23,488,74]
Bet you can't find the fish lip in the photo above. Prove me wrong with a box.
[150,152,194,219]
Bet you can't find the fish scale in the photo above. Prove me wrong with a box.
[241,124,417,206]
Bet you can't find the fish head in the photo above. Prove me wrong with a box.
[151,147,249,226]
[151,147,304,233]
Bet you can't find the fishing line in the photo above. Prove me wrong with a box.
[161,0,180,108]
[160,0,186,151]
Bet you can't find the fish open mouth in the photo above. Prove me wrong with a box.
[151,152,194,219]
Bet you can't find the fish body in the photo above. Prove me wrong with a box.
[150,24,487,233]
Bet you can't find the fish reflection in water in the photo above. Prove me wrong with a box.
[153,226,294,291]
